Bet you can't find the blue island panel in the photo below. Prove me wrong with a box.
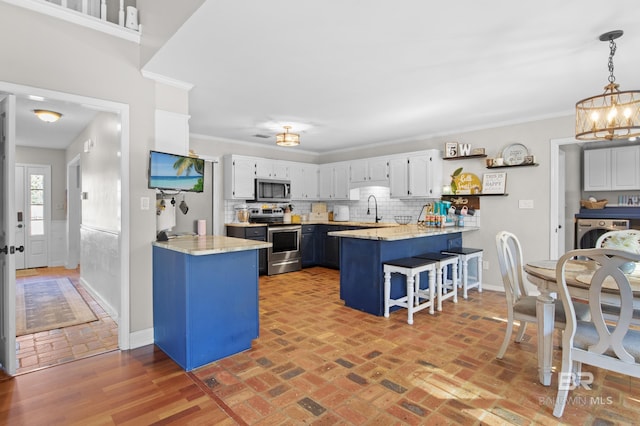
[153,246,259,371]
[339,233,457,316]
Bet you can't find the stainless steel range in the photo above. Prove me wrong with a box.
[249,207,302,275]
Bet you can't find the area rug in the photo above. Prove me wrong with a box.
[16,268,39,278]
[16,278,97,336]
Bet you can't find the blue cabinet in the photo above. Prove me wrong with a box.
[338,233,459,315]
[153,246,259,371]
[301,224,320,267]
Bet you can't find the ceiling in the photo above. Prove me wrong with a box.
[14,96,98,150]
[142,0,640,154]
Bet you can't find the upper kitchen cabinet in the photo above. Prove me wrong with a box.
[389,150,442,198]
[255,158,290,179]
[319,162,359,200]
[349,157,389,187]
[223,155,256,200]
[584,145,640,191]
[289,163,319,200]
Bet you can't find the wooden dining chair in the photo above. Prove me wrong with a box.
[494,231,590,359]
[553,248,640,418]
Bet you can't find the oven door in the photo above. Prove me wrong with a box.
[267,225,302,275]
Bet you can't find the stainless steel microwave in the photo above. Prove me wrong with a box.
[254,178,291,202]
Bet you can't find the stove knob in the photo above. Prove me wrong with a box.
[598,221,605,227]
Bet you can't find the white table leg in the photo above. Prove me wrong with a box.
[536,288,555,386]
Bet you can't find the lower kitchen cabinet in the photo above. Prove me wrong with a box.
[301,224,320,267]
[226,225,267,275]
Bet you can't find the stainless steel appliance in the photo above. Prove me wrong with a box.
[250,207,302,275]
[575,218,629,249]
[254,178,291,202]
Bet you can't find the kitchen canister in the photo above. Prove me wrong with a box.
[197,219,206,236]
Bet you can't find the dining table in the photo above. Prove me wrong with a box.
[524,259,640,386]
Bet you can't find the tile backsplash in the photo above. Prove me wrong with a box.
[224,186,480,227]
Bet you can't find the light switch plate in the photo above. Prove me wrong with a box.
[519,199,534,209]
[140,197,150,210]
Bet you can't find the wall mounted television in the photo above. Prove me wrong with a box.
[148,150,205,193]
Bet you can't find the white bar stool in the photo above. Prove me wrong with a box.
[414,252,458,310]
[383,257,437,324]
[441,247,483,299]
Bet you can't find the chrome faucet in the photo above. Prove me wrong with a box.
[367,195,382,223]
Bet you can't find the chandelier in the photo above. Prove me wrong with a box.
[276,126,300,147]
[33,109,62,123]
[575,30,640,141]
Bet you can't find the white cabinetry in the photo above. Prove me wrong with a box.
[289,163,319,200]
[349,157,389,187]
[255,158,290,179]
[223,155,256,200]
[389,150,442,198]
[611,146,640,190]
[584,146,640,191]
[319,162,358,200]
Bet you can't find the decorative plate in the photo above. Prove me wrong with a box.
[502,143,529,166]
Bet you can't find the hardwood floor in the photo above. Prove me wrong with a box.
[2,266,639,425]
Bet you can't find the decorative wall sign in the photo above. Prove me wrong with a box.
[453,172,482,194]
[482,172,507,194]
[458,143,472,156]
[445,142,458,158]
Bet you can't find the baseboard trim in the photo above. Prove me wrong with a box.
[129,328,154,349]
[79,277,119,322]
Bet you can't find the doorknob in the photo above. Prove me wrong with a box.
[0,246,7,255]
[16,246,24,253]
[17,224,23,228]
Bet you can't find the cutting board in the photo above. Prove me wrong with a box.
[312,203,327,213]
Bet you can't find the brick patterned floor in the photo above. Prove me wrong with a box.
[15,267,119,375]
[191,267,640,425]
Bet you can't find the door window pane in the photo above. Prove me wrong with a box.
[30,174,45,236]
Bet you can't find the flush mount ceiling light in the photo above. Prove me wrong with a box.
[575,30,640,141]
[33,109,62,123]
[275,125,300,147]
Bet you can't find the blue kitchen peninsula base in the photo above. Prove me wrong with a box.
[152,236,268,371]
[329,225,477,316]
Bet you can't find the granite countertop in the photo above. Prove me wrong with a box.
[225,221,399,228]
[152,235,272,256]
[328,224,478,241]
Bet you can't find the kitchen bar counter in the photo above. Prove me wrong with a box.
[328,224,477,241]
[152,234,268,371]
[152,234,271,255]
[332,225,479,316]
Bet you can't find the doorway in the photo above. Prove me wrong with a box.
[1,82,131,376]
[15,164,51,269]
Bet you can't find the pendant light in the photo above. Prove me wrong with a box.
[276,126,300,147]
[575,30,640,141]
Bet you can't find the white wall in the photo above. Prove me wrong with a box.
[0,3,159,337]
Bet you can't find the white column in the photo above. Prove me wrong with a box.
[100,0,106,21]
[118,0,124,26]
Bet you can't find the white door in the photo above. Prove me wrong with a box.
[14,166,25,269]
[557,150,566,255]
[0,94,17,375]
[23,166,50,268]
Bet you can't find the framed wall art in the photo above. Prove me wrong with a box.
[482,172,507,194]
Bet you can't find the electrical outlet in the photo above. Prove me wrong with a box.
[483,260,489,270]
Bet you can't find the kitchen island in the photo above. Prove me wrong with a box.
[152,235,271,371]
[328,225,479,316]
